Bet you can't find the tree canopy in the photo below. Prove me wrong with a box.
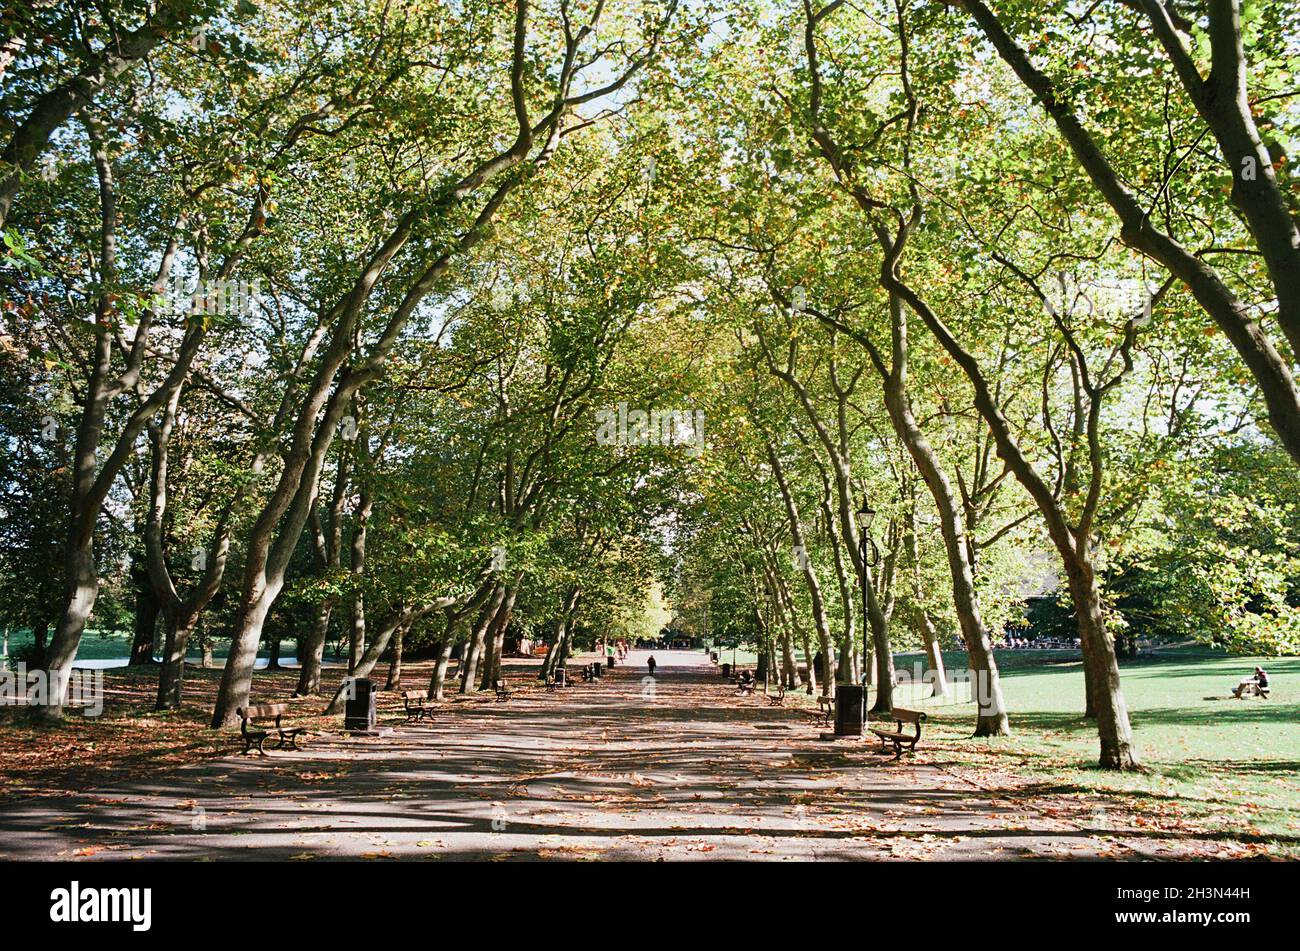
[2,0,1298,769]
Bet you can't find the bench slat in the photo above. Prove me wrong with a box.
[240,703,291,719]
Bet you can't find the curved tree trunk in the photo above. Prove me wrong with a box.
[883,237,1135,764]
[146,385,233,710]
[0,10,182,229]
[878,295,1005,731]
[963,0,1300,467]
[42,132,209,720]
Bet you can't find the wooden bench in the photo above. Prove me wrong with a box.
[494,678,514,702]
[766,684,786,707]
[1234,681,1271,699]
[869,707,926,758]
[237,703,307,754]
[816,696,834,727]
[402,689,434,722]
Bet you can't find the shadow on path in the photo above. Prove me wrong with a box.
[0,654,1211,861]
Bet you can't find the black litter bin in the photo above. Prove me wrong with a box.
[344,677,377,731]
[834,684,866,736]
[607,656,615,669]
[721,662,732,678]
[592,662,603,678]
[555,667,567,687]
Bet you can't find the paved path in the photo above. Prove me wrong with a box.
[0,652,1131,860]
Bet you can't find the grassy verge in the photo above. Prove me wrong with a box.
[793,646,1300,857]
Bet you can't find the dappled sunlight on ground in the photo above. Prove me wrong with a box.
[1,652,1281,860]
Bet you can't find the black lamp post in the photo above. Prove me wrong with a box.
[856,501,879,687]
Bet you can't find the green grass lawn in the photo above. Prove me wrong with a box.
[894,646,1300,854]
[2,627,136,661]
[1,627,309,664]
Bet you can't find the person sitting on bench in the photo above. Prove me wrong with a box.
[1232,666,1270,698]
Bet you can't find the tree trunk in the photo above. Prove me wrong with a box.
[296,599,333,696]
[769,564,806,690]
[155,613,196,710]
[480,581,518,689]
[266,632,282,670]
[871,632,895,714]
[212,586,275,723]
[42,152,198,718]
[30,620,47,667]
[541,634,561,681]
[905,521,949,700]
[541,587,579,680]
[1067,559,1136,767]
[890,367,1007,730]
[801,627,817,695]
[870,525,900,714]
[348,594,365,674]
[41,540,98,718]
[765,442,837,699]
[754,605,770,682]
[426,610,461,700]
[129,569,159,665]
[384,622,405,691]
[780,626,798,689]
[556,624,573,668]
[461,585,504,693]
[922,621,948,698]
[431,638,454,701]
[143,382,232,710]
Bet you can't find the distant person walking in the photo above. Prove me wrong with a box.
[647,655,657,677]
